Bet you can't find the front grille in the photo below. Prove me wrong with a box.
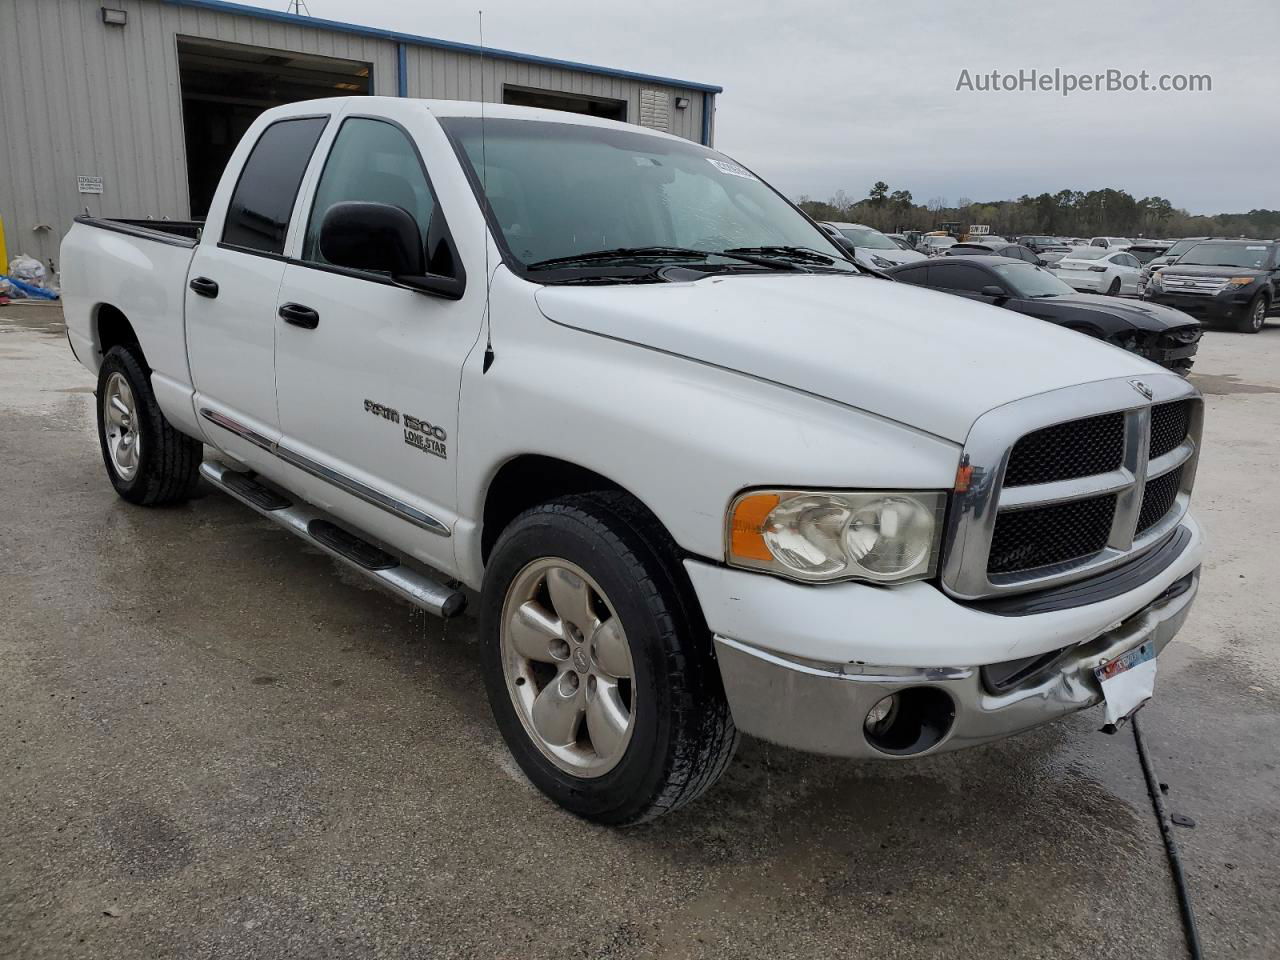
[1136,466,1183,535]
[1149,400,1192,460]
[988,494,1117,575]
[1161,274,1229,294]
[1003,412,1125,487]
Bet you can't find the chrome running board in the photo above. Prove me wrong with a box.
[200,460,466,619]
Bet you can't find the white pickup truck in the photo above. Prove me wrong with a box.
[61,97,1204,825]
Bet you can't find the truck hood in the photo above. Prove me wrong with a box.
[535,273,1154,443]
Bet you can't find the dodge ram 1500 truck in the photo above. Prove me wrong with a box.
[61,98,1204,825]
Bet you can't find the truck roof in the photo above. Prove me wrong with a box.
[259,96,701,145]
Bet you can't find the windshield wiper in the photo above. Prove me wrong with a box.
[525,246,792,271]
[723,245,839,265]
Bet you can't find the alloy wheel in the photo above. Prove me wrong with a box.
[103,372,141,480]
[500,557,636,778]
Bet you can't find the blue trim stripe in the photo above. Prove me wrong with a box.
[161,0,723,94]
[397,42,407,97]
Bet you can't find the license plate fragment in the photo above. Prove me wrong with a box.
[1095,640,1157,729]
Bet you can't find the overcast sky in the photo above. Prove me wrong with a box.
[241,0,1278,214]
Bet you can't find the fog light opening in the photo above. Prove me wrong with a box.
[863,687,955,757]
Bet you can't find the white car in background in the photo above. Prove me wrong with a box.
[918,235,958,257]
[820,222,926,268]
[1089,236,1135,250]
[1053,248,1143,295]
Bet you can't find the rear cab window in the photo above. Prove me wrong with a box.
[221,117,329,255]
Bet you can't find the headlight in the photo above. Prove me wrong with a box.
[871,254,895,268]
[727,490,947,584]
[1227,276,1255,286]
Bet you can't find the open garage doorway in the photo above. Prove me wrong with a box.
[177,37,371,218]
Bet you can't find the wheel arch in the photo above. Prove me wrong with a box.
[93,303,147,369]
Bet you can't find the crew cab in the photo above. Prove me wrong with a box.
[1145,239,1279,333]
[61,98,1205,825]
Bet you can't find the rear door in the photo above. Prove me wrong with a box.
[272,110,482,569]
[186,113,329,467]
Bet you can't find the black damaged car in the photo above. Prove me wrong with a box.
[886,256,1202,372]
[1144,239,1279,334]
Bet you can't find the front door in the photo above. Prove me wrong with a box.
[273,114,483,570]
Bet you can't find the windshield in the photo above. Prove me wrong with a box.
[1129,248,1168,265]
[441,117,851,273]
[993,263,1075,298]
[1165,238,1200,259]
[836,226,898,250]
[926,236,956,248]
[1177,242,1274,269]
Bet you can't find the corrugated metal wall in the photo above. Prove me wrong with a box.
[401,46,707,144]
[0,0,712,269]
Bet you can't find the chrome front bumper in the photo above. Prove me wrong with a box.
[712,568,1198,759]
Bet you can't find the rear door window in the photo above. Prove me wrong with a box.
[931,263,991,292]
[222,117,329,255]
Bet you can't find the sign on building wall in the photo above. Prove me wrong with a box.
[77,176,104,195]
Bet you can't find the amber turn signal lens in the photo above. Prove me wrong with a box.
[729,493,779,562]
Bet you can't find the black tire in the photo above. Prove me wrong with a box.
[96,345,203,505]
[480,491,738,825]
[1236,294,1268,334]
[1106,277,1121,296]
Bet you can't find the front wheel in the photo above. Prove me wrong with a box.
[480,492,738,825]
[96,346,203,505]
[1236,294,1268,333]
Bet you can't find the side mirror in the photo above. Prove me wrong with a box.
[1036,257,1048,267]
[319,201,465,300]
[320,201,425,275]
[981,284,1009,299]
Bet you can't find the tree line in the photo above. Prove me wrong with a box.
[796,182,1280,240]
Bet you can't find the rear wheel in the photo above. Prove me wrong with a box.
[480,492,738,825]
[1236,294,1268,334]
[96,346,202,505]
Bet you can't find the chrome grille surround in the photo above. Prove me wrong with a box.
[1159,274,1229,295]
[941,374,1202,600]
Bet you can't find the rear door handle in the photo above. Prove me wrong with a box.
[189,276,219,298]
[278,302,319,329]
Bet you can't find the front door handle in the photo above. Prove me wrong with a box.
[278,302,319,329]
[189,276,219,299]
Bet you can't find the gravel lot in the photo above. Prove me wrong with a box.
[2,302,1277,960]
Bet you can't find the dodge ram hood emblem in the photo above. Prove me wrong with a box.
[1129,379,1154,400]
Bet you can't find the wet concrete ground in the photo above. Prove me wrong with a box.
[1,302,1277,959]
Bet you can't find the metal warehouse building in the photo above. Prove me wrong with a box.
[0,0,721,268]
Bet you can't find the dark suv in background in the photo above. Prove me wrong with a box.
[1145,239,1279,333]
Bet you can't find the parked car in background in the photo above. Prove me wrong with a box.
[885,256,1201,372]
[820,222,925,267]
[1090,237,1135,250]
[1054,248,1143,295]
[1018,235,1063,254]
[1145,239,1279,333]
[944,241,1045,264]
[1138,237,1209,295]
[918,234,958,256]
[967,235,1009,244]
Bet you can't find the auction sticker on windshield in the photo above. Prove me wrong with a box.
[707,157,756,180]
[1095,639,1157,728]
